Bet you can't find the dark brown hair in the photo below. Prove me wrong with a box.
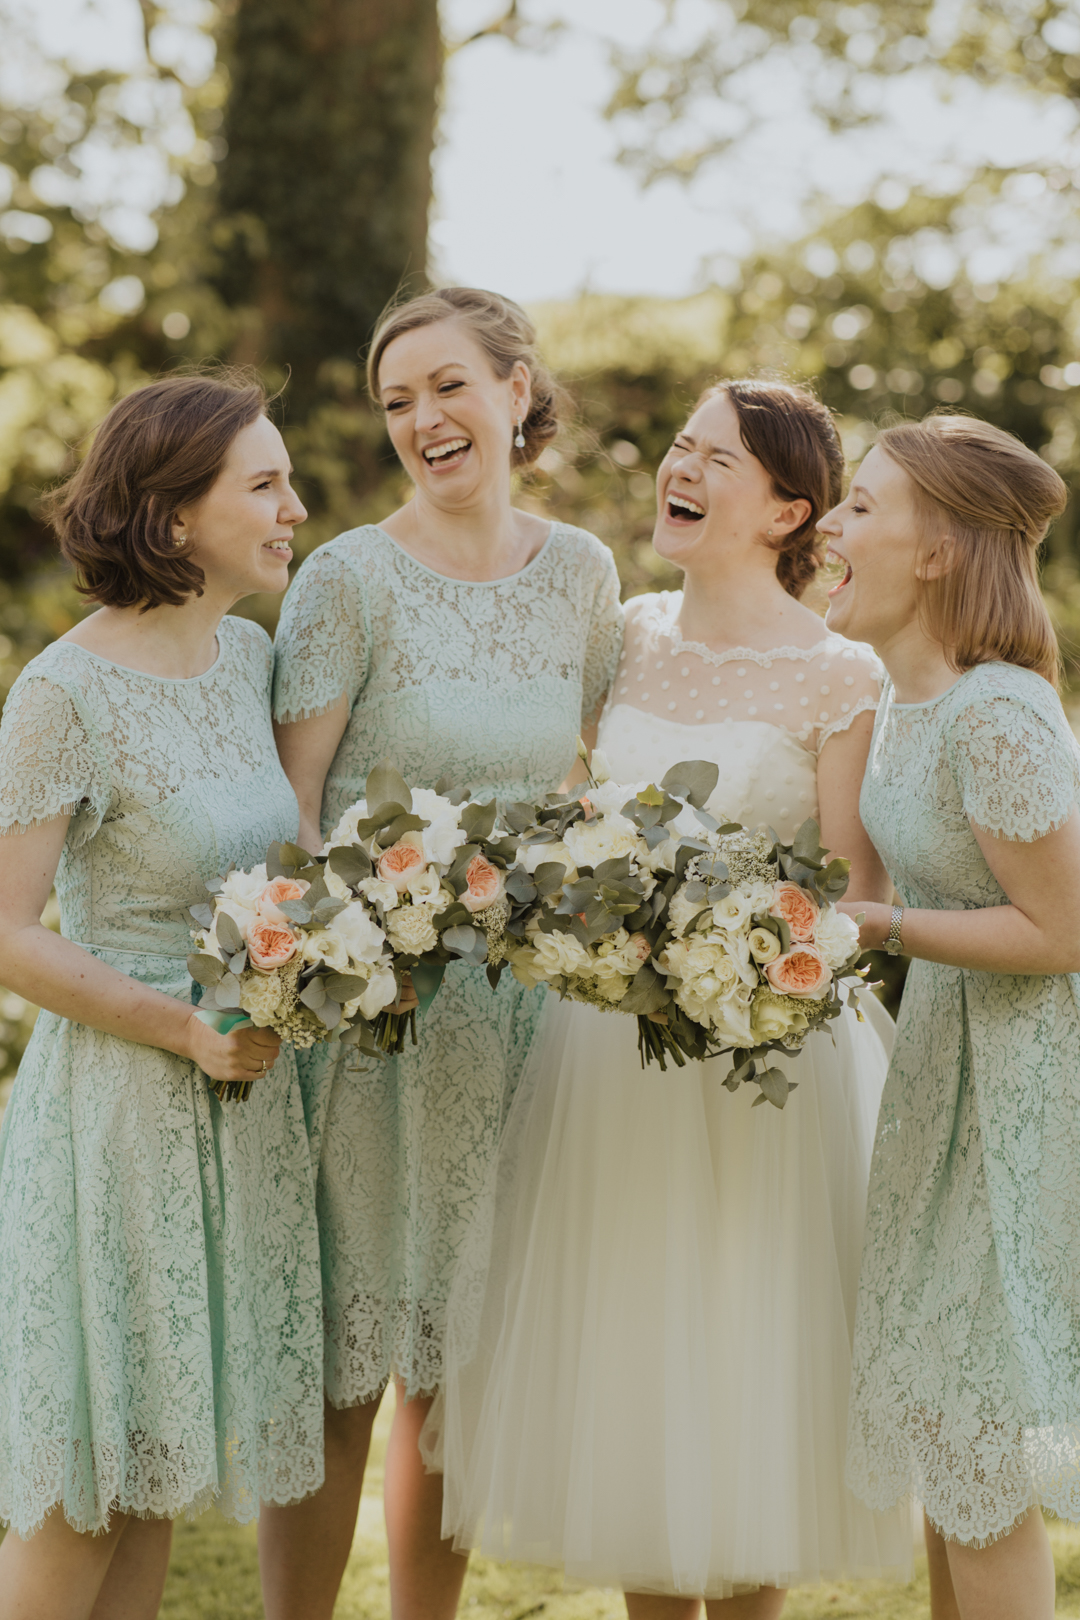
[366,286,568,469]
[878,414,1066,687]
[695,378,845,598]
[45,370,267,611]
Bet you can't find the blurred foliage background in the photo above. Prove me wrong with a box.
[2,0,1080,1082]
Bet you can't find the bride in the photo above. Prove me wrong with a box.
[425,379,914,1614]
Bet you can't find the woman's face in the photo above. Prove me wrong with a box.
[378,319,531,505]
[175,415,306,600]
[820,445,928,649]
[652,392,807,570]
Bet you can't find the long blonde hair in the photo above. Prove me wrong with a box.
[877,414,1067,688]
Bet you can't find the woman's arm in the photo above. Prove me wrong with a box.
[0,818,281,1083]
[274,699,350,853]
[841,806,1080,975]
[816,710,892,905]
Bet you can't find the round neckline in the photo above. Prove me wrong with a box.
[57,628,226,684]
[649,591,850,668]
[371,521,556,587]
[887,665,983,711]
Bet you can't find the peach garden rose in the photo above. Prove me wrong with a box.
[764,943,832,999]
[247,917,299,971]
[377,834,427,893]
[769,881,820,943]
[461,853,506,914]
[256,876,310,926]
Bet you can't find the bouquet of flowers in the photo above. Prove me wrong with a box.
[501,747,872,1107]
[318,762,521,1053]
[188,841,398,1101]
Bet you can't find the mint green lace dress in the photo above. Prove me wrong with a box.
[848,661,1080,1546]
[273,522,623,1403]
[0,619,324,1537]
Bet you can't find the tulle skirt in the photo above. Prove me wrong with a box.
[425,992,914,1597]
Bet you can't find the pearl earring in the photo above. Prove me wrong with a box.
[767,528,774,537]
[174,532,187,548]
[514,420,525,449]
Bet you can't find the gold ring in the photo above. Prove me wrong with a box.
[261,1059,268,1073]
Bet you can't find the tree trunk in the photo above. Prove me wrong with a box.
[213,0,440,411]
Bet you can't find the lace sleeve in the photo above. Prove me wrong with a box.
[273,542,371,723]
[947,679,1080,842]
[815,641,881,754]
[581,545,624,725]
[0,672,112,842]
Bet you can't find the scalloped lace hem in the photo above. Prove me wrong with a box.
[816,694,879,753]
[644,594,855,670]
[273,693,348,726]
[325,1291,445,1408]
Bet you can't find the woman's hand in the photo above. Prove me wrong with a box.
[185,1015,283,1083]
[389,971,420,1016]
[836,900,891,952]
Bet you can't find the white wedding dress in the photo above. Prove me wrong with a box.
[426,594,914,1597]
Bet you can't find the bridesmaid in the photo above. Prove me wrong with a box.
[0,374,323,1620]
[822,414,1079,1620]
[265,285,623,1620]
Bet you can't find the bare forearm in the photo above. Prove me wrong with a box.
[0,923,200,1059]
[843,899,1080,976]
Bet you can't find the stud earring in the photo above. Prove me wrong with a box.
[174,532,187,548]
[514,420,525,449]
[767,528,774,537]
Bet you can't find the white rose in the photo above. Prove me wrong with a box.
[359,876,401,912]
[667,886,707,939]
[751,991,809,1043]
[814,906,862,970]
[411,788,469,866]
[530,928,593,979]
[386,903,440,955]
[748,926,782,964]
[220,865,267,913]
[407,865,446,904]
[358,964,398,1019]
[328,899,388,967]
[711,888,758,934]
[238,967,285,1027]
[322,865,351,901]
[325,800,368,851]
[302,928,351,973]
[563,817,642,870]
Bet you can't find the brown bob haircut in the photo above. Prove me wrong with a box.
[877,414,1067,688]
[45,369,267,611]
[366,285,568,470]
[695,378,845,598]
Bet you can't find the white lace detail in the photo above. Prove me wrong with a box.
[849,661,1080,1545]
[610,592,880,758]
[0,621,325,1535]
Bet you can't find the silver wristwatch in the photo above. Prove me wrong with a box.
[882,904,905,956]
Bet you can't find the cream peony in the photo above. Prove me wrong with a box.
[814,906,861,970]
[328,899,388,967]
[562,816,642,871]
[386,903,440,955]
[359,875,402,912]
[411,788,469,866]
[529,927,593,980]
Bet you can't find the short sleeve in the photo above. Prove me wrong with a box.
[0,673,112,842]
[273,543,372,723]
[815,641,881,754]
[947,682,1080,842]
[581,545,624,725]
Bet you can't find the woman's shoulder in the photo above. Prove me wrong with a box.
[544,520,618,576]
[220,614,273,674]
[290,526,389,580]
[945,660,1067,726]
[5,639,98,708]
[816,630,883,683]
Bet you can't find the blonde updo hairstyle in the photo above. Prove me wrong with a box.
[877,414,1067,688]
[366,286,566,469]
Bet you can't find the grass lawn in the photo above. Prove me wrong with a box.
[151,1391,1080,1619]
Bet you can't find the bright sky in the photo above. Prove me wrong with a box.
[6,0,1080,300]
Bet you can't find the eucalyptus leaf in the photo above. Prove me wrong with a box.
[461,799,497,842]
[277,899,312,925]
[204,876,224,894]
[316,999,342,1029]
[188,903,214,929]
[327,844,372,887]
[381,813,428,844]
[314,897,347,921]
[758,1067,792,1109]
[433,774,455,796]
[660,759,720,809]
[619,962,668,1016]
[279,841,316,874]
[505,869,537,903]
[793,818,826,863]
[636,802,663,830]
[532,862,567,897]
[443,924,484,959]
[593,855,632,882]
[323,972,369,1002]
[299,980,326,1010]
[503,802,536,834]
[304,870,329,907]
[637,784,666,807]
[693,806,720,833]
[265,842,287,880]
[229,949,248,975]
[214,974,242,1009]
[366,761,413,815]
[215,911,244,956]
[187,952,226,987]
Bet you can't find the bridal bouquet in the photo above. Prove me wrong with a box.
[187,842,398,1100]
[501,747,871,1107]
[319,762,521,1053]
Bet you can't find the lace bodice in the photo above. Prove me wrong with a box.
[848,660,1080,1545]
[0,620,299,955]
[599,594,880,844]
[273,523,623,828]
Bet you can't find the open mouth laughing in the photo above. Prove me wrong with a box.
[422,437,471,471]
[826,549,852,596]
[666,492,705,525]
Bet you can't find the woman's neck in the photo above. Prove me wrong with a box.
[875,620,960,705]
[676,563,824,653]
[62,587,234,680]
[381,485,547,582]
